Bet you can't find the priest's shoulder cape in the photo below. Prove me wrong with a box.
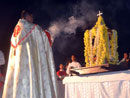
[2,19,59,98]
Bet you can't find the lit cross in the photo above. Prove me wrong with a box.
[97,11,103,17]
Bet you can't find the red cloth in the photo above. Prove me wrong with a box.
[0,73,3,77]
[11,24,37,49]
[13,25,21,37]
[57,70,67,77]
[44,30,52,46]
[0,73,4,91]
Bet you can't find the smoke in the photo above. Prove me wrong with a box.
[64,16,85,34]
[48,19,65,39]
[48,0,98,39]
[48,16,85,40]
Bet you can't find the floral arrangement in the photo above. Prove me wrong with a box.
[84,16,118,67]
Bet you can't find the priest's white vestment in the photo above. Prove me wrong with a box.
[2,19,59,98]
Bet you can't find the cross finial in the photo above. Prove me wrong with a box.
[97,11,103,17]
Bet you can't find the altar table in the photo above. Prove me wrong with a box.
[63,70,130,98]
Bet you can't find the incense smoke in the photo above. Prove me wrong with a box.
[48,16,85,40]
[48,1,97,39]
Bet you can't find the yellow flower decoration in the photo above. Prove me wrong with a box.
[84,16,118,67]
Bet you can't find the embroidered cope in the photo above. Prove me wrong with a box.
[2,19,59,98]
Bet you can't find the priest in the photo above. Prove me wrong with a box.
[2,10,59,98]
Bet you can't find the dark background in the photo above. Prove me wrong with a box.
[0,0,130,72]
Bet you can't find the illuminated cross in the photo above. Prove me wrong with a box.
[97,11,103,17]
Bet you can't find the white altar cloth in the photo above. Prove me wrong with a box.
[63,70,130,98]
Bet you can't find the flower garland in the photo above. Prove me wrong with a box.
[84,16,118,67]
[84,30,90,66]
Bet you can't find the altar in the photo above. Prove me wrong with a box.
[63,70,130,98]
[63,12,130,98]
